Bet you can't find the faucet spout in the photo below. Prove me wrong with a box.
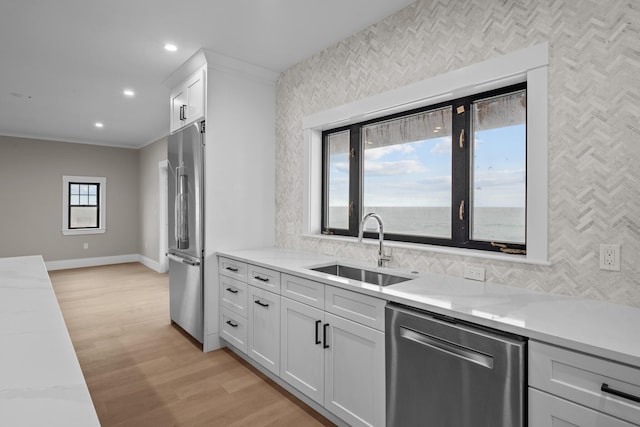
[358,212,391,267]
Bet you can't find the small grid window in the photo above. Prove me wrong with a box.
[69,182,100,229]
[62,175,106,235]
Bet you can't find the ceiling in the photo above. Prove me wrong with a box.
[0,0,416,148]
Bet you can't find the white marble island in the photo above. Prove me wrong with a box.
[0,256,100,427]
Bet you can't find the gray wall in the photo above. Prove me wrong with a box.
[0,136,139,261]
[275,0,640,307]
[138,136,167,262]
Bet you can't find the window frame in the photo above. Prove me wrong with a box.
[68,182,101,230]
[302,43,548,264]
[62,175,107,236]
[321,83,527,254]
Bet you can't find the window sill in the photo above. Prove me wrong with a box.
[62,229,106,236]
[301,233,550,266]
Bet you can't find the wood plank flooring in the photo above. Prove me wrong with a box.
[49,263,335,427]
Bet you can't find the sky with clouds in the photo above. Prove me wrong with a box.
[328,124,526,209]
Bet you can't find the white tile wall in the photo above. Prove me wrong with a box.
[274,0,640,307]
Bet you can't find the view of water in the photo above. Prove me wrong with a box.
[328,206,525,244]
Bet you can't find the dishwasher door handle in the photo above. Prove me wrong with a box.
[400,326,494,369]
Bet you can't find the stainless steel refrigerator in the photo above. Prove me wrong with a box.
[166,121,204,343]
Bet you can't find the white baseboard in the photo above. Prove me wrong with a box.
[138,255,167,273]
[45,254,150,271]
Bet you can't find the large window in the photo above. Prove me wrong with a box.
[322,83,527,254]
[62,176,107,235]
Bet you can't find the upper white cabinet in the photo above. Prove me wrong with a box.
[170,67,205,133]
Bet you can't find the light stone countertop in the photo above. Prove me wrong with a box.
[0,256,100,427]
[217,247,640,368]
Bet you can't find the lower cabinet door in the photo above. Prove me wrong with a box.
[324,313,385,427]
[221,308,247,353]
[529,388,636,427]
[280,297,325,404]
[247,286,280,375]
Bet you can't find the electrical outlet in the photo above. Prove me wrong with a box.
[463,265,485,281]
[599,244,620,271]
[83,242,89,250]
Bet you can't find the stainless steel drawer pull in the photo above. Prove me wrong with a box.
[400,326,494,369]
[254,275,270,282]
[225,288,239,294]
[601,383,640,403]
[226,320,238,328]
[254,300,269,308]
[226,266,239,272]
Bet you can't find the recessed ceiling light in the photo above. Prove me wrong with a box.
[164,43,177,52]
[95,122,104,128]
[123,89,135,97]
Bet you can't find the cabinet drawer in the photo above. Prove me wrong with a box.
[529,388,635,427]
[220,275,248,317]
[281,274,324,310]
[219,257,247,281]
[247,264,281,293]
[325,286,385,331]
[221,308,247,353]
[530,341,640,425]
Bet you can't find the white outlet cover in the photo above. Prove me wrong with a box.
[599,244,621,271]
[463,265,486,281]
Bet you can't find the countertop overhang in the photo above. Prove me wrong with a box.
[0,256,100,426]
[217,247,640,368]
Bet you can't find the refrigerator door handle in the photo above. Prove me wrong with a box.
[175,165,190,249]
[166,253,200,267]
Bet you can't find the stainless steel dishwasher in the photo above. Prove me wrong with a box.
[386,303,526,427]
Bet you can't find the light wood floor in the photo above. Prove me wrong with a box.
[49,263,335,427]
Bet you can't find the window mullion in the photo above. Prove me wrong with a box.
[451,100,470,245]
[348,124,361,236]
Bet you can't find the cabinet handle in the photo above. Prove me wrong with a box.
[601,383,640,403]
[315,320,322,345]
[226,320,238,328]
[181,104,187,120]
[225,287,238,294]
[179,105,184,121]
[323,323,330,349]
[254,275,270,282]
[254,300,269,308]
[226,266,239,272]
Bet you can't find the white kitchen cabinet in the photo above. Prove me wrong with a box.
[221,308,247,353]
[529,340,640,426]
[529,388,635,427]
[170,67,205,133]
[280,275,385,427]
[280,296,326,404]
[220,275,248,317]
[324,312,385,427]
[247,285,280,376]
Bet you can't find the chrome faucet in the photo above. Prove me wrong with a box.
[358,212,391,267]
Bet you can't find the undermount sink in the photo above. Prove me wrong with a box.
[310,263,413,287]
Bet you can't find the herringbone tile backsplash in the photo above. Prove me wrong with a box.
[274,0,640,307]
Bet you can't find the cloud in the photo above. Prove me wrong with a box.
[430,137,452,154]
[364,143,417,160]
[364,159,428,176]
